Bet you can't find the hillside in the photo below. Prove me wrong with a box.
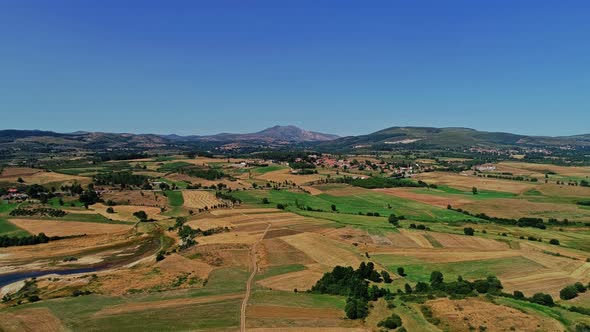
[317,127,590,151]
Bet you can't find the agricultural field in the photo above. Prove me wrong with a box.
[1,156,590,332]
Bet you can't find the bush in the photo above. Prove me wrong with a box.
[106,207,115,213]
[560,285,580,300]
[549,239,560,245]
[530,292,554,306]
[463,227,475,236]
[378,313,402,329]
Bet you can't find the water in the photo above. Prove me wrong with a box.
[0,267,102,288]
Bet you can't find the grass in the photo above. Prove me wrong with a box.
[233,189,474,223]
[251,289,346,309]
[414,185,517,200]
[373,255,544,283]
[0,201,30,236]
[256,264,306,280]
[157,161,193,173]
[251,165,287,175]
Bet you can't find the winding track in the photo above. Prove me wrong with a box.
[240,223,271,332]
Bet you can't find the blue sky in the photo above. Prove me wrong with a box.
[1,1,589,136]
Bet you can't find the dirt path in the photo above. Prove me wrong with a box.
[241,222,271,332]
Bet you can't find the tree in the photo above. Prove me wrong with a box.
[388,214,399,226]
[262,198,270,204]
[549,239,560,245]
[404,283,413,294]
[331,204,337,212]
[133,210,148,221]
[345,298,368,319]
[381,271,392,283]
[17,177,24,183]
[106,207,115,213]
[513,290,525,299]
[531,292,554,306]
[575,282,587,293]
[430,271,444,286]
[472,187,478,195]
[463,227,475,236]
[397,267,406,277]
[378,313,402,329]
[560,285,579,300]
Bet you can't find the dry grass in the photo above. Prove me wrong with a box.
[257,266,324,291]
[500,162,590,177]
[0,308,65,332]
[459,198,590,221]
[0,168,90,185]
[247,305,342,319]
[7,218,132,236]
[101,190,166,207]
[89,203,168,222]
[281,232,363,267]
[414,171,536,194]
[427,297,562,332]
[375,188,474,208]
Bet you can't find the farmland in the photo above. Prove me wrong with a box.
[1,155,590,331]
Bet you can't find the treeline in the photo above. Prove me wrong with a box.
[0,233,64,247]
[215,191,242,204]
[9,208,66,217]
[94,171,149,187]
[318,176,435,189]
[447,206,547,229]
[181,167,225,180]
[311,262,393,319]
[477,173,538,182]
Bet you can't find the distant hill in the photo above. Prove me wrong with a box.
[196,125,339,143]
[317,126,590,151]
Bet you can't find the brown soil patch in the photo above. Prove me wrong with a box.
[375,188,474,208]
[0,167,42,177]
[249,329,367,332]
[247,305,342,319]
[0,168,89,186]
[101,190,166,207]
[263,228,301,239]
[7,219,132,236]
[155,253,213,278]
[189,243,251,268]
[259,238,315,267]
[499,162,590,177]
[185,217,233,230]
[317,185,370,197]
[427,297,562,332]
[0,308,65,332]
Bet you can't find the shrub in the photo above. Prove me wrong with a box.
[378,313,403,329]
[463,227,475,236]
[549,239,560,245]
[530,292,554,306]
[106,207,115,213]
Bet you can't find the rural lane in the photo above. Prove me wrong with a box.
[240,223,271,332]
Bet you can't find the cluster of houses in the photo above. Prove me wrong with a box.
[1,188,29,201]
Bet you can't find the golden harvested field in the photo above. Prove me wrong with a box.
[0,168,90,185]
[459,198,590,221]
[499,162,590,177]
[247,305,342,319]
[281,232,364,267]
[209,208,282,216]
[427,297,562,332]
[257,266,324,291]
[414,171,537,193]
[259,238,315,267]
[89,203,168,222]
[7,219,132,236]
[375,188,474,208]
[182,190,222,209]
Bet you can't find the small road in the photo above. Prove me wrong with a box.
[240,223,271,332]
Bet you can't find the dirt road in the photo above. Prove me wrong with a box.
[240,223,271,332]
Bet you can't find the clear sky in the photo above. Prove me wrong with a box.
[1,1,589,136]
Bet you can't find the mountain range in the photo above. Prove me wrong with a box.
[1,126,589,157]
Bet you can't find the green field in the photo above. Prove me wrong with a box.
[0,201,29,236]
[233,189,473,223]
